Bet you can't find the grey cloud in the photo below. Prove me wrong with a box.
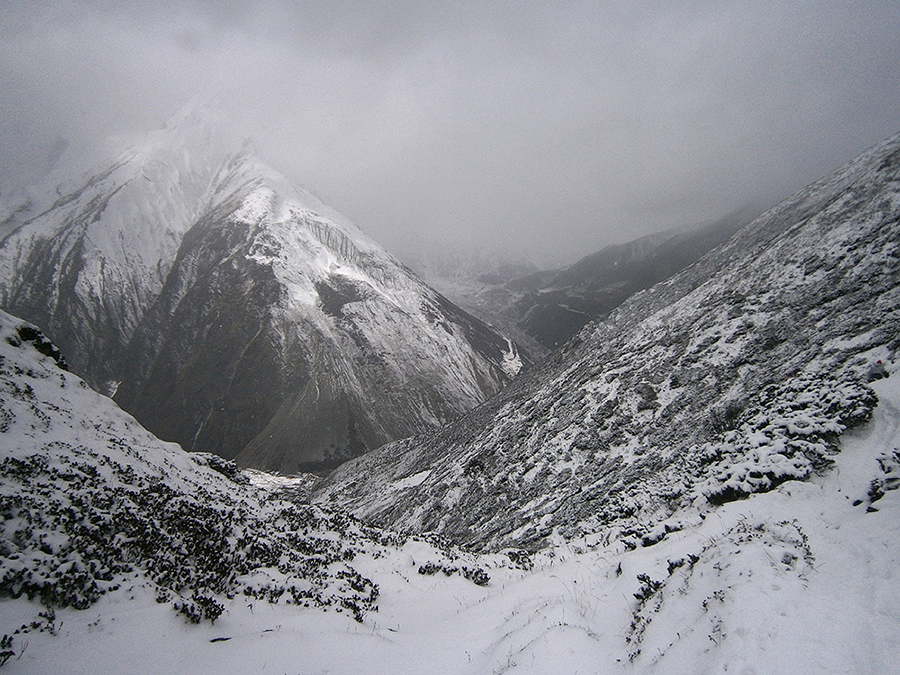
[1,1,899,267]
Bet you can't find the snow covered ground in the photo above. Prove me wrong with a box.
[4,366,897,673]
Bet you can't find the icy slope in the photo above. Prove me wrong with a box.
[3,346,898,674]
[314,130,900,550]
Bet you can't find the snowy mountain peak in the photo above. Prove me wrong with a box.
[0,109,522,473]
[0,110,243,394]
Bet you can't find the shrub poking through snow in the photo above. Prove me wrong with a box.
[695,373,877,505]
[626,573,666,661]
[625,518,813,664]
[0,635,13,667]
[417,562,490,586]
[0,447,382,626]
[0,310,384,646]
[865,449,900,508]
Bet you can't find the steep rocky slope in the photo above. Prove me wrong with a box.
[113,153,520,473]
[0,110,521,473]
[314,131,900,550]
[511,209,756,349]
[0,108,227,391]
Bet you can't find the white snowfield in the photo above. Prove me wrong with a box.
[1,311,897,673]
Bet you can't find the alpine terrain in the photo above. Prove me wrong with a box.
[0,132,899,674]
[314,131,900,551]
[0,108,522,473]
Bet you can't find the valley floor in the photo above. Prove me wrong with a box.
[4,374,899,675]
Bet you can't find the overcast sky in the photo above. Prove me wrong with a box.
[1,1,898,267]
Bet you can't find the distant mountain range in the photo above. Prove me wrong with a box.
[415,209,759,355]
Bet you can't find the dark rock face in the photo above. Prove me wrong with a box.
[113,194,292,463]
[0,161,161,391]
[314,132,900,551]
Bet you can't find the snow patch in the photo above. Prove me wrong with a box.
[389,470,433,492]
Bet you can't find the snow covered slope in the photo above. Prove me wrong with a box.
[314,130,900,551]
[113,152,520,473]
[0,308,377,629]
[0,109,521,473]
[2,307,898,673]
[0,106,229,393]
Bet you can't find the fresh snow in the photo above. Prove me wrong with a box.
[2,310,898,673]
[500,338,524,378]
[388,470,433,492]
[2,126,898,674]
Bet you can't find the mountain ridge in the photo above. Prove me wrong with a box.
[416,208,759,356]
[313,130,900,550]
